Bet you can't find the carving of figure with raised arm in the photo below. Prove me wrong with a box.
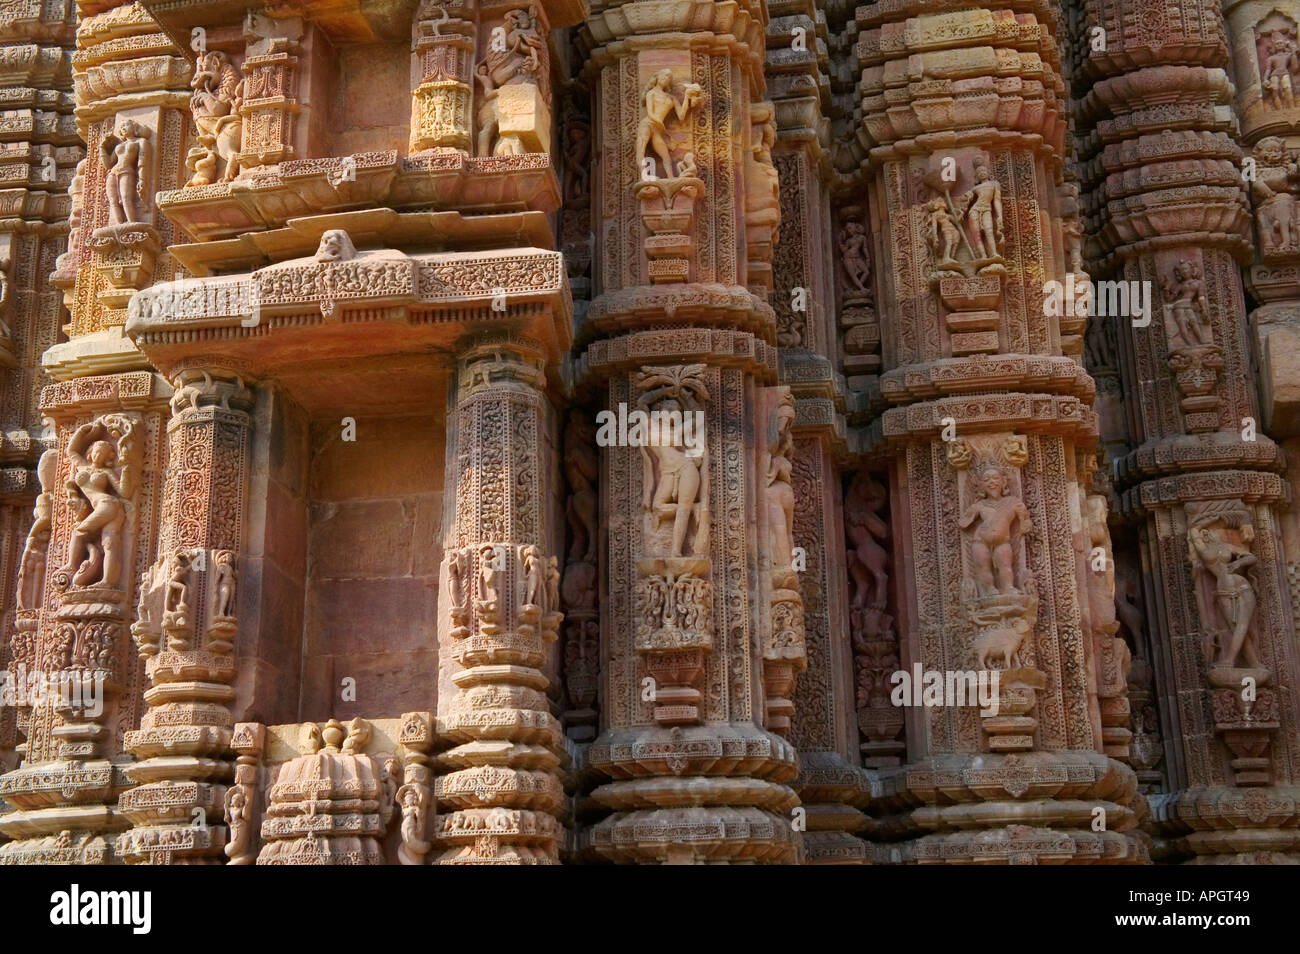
[62,421,134,588]
[1189,527,1261,670]
[636,69,704,178]
[1162,260,1214,348]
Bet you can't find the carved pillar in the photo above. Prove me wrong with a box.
[409,2,474,154]
[224,721,263,864]
[53,1,189,346]
[117,368,252,864]
[578,0,801,864]
[237,14,302,173]
[765,0,874,864]
[0,374,170,864]
[1077,0,1300,863]
[396,711,435,866]
[436,341,566,864]
[0,0,80,772]
[852,4,1143,862]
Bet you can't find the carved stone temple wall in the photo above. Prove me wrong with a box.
[0,0,1299,865]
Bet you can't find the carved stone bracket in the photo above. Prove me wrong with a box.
[635,555,713,726]
[635,176,704,284]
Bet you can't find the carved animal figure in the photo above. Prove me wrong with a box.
[973,617,1031,670]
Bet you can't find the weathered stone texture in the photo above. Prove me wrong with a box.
[0,0,1298,865]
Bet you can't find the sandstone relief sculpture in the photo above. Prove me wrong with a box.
[482,4,545,87]
[58,417,139,590]
[162,549,194,651]
[839,218,873,299]
[958,461,1033,599]
[564,410,598,563]
[16,449,57,611]
[744,105,781,287]
[1249,138,1300,253]
[925,196,964,266]
[474,4,547,157]
[408,0,474,153]
[845,471,889,611]
[963,161,1004,261]
[258,719,394,864]
[100,119,150,228]
[948,435,1043,748]
[396,712,434,865]
[396,764,432,866]
[315,228,358,263]
[844,470,904,764]
[838,206,881,369]
[1186,500,1279,786]
[764,391,797,567]
[223,784,254,865]
[563,118,590,204]
[475,543,503,634]
[636,569,713,648]
[761,389,805,735]
[1188,503,1263,674]
[1161,260,1215,350]
[636,69,704,179]
[518,543,562,640]
[213,549,236,619]
[636,364,710,559]
[186,50,244,186]
[923,155,1006,278]
[1161,259,1223,430]
[1257,20,1300,109]
[444,546,471,638]
[561,408,600,741]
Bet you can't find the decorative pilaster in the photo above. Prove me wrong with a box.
[578,0,802,864]
[238,14,302,172]
[0,0,81,769]
[1076,0,1300,863]
[435,341,566,864]
[117,368,253,864]
[850,2,1143,863]
[409,2,474,154]
[0,372,170,864]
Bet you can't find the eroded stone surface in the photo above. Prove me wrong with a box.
[0,0,1298,866]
